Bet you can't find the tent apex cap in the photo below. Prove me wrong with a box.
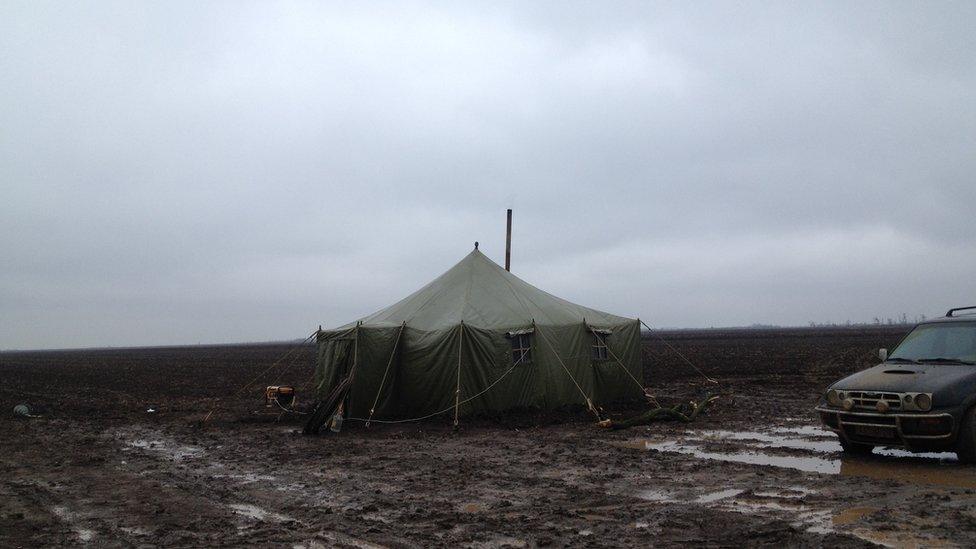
[474,241,479,249]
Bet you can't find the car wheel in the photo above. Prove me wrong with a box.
[839,436,874,455]
[955,406,976,464]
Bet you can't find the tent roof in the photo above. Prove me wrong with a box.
[343,248,634,330]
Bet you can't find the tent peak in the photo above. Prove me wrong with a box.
[474,241,479,250]
[340,247,634,330]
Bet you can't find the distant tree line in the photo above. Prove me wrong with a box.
[804,313,926,328]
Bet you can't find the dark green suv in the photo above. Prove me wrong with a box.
[817,307,976,462]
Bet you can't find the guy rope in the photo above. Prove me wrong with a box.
[534,322,602,422]
[364,322,405,428]
[639,319,719,385]
[346,340,530,425]
[202,330,317,423]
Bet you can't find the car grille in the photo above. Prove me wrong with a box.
[846,391,902,411]
[840,416,899,442]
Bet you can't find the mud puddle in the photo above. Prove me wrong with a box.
[699,429,841,452]
[636,488,677,503]
[125,437,204,461]
[695,488,744,503]
[831,506,879,526]
[211,472,277,484]
[633,439,841,473]
[51,506,96,544]
[626,426,976,488]
[227,503,294,523]
[617,424,976,545]
[635,481,883,544]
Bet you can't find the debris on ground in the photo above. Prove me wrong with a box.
[13,403,40,418]
[598,394,720,430]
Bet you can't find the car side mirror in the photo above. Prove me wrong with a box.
[878,348,888,361]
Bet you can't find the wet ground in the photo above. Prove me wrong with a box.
[7,325,976,547]
[621,422,976,547]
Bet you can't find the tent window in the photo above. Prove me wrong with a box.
[591,335,609,361]
[511,334,532,364]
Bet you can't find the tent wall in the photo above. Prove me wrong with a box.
[590,320,643,404]
[347,326,403,418]
[458,324,546,414]
[313,319,643,421]
[397,325,462,417]
[530,320,643,410]
[313,327,355,400]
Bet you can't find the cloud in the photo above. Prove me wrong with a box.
[1,1,974,348]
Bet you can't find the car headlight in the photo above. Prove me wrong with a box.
[826,389,840,406]
[914,393,932,411]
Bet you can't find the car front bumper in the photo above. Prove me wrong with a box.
[816,405,956,448]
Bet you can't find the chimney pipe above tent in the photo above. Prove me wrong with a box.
[505,209,512,271]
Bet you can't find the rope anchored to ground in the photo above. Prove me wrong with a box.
[640,319,719,385]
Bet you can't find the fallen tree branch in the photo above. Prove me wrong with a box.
[598,394,720,430]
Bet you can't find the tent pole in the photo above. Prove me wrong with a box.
[366,321,406,428]
[454,322,464,428]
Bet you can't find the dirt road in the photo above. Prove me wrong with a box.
[5,326,974,547]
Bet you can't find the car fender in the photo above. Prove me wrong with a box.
[959,393,976,418]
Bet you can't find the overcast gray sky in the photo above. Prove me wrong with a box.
[3,1,975,349]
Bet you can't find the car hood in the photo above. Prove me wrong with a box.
[831,363,976,405]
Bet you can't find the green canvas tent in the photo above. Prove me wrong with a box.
[307,247,643,430]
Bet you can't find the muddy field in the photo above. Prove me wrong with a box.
[5,325,976,547]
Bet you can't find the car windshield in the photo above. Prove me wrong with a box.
[889,322,976,364]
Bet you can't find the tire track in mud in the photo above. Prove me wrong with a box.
[3,416,893,548]
[1,476,93,547]
[108,425,320,546]
[185,425,713,547]
[282,426,867,548]
[107,424,411,547]
[1,422,250,547]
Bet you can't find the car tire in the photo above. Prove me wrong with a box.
[955,406,976,464]
[839,436,874,456]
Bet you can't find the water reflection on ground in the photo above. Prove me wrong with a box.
[620,425,972,547]
[625,426,971,487]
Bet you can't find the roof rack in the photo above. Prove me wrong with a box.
[946,306,976,317]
